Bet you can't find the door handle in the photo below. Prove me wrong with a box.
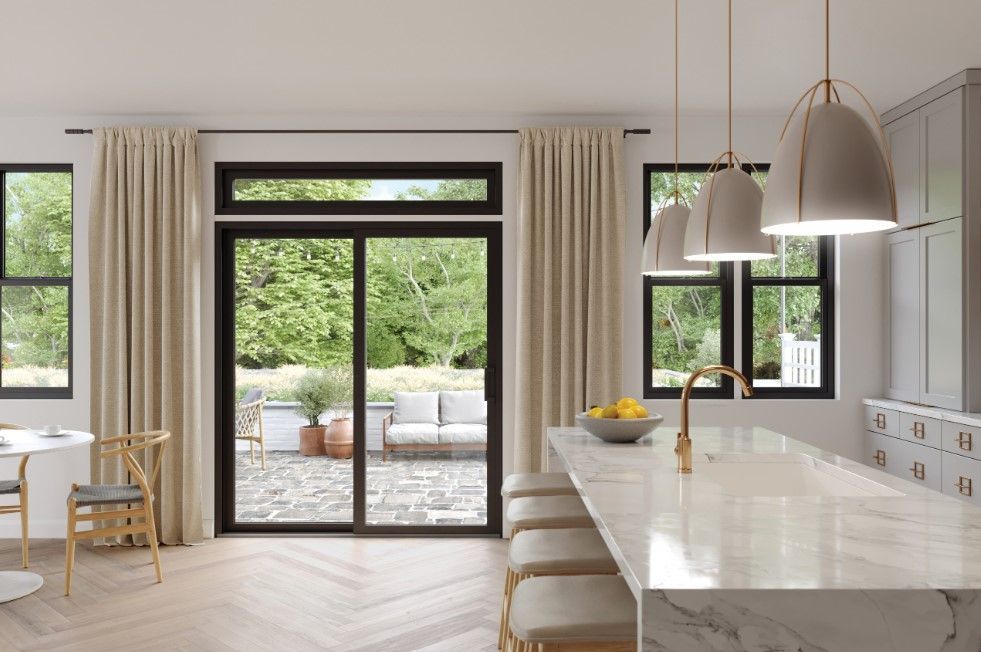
[484,367,496,401]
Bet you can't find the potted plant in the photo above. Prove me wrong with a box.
[322,366,354,459]
[294,370,331,456]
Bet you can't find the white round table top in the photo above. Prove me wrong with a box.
[0,428,94,457]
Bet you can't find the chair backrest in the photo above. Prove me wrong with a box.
[240,388,264,405]
[100,431,171,501]
[0,422,28,429]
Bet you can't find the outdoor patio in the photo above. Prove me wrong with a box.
[234,451,487,525]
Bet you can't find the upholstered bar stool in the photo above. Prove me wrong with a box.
[501,472,577,498]
[500,528,619,650]
[508,575,636,652]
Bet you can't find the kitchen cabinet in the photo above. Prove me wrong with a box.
[885,228,919,402]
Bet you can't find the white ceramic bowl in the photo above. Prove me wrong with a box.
[575,412,664,443]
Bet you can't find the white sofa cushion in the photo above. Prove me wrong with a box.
[440,390,487,425]
[438,423,487,445]
[385,422,439,445]
[393,391,440,425]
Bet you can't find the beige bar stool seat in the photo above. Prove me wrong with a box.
[508,575,636,651]
[500,528,620,650]
[501,473,577,498]
[505,496,593,534]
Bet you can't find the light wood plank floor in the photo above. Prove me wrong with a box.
[0,537,507,652]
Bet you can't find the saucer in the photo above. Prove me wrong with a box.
[37,430,69,438]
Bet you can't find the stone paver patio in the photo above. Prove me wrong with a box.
[235,451,487,525]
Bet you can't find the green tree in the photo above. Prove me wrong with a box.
[395,178,487,201]
[4,172,72,277]
[233,178,371,201]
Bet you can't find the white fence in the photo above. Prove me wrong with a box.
[780,334,820,387]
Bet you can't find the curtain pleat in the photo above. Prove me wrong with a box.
[89,127,203,545]
[514,127,626,472]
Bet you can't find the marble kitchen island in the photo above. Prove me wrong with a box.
[547,426,981,651]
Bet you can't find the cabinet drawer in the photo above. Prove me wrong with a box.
[941,421,981,461]
[942,451,981,508]
[863,431,901,475]
[864,406,899,437]
[899,413,941,449]
[895,439,942,492]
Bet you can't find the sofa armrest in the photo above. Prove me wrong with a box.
[381,411,394,443]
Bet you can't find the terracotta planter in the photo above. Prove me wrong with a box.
[324,417,354,459]
[299,425,327,456]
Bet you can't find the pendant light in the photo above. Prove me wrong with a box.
[684,0,775,262]
[642,0,710,276]
[760,0,897,236]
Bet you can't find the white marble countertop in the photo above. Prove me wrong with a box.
[548,426,981,597]
[863,397,981,427]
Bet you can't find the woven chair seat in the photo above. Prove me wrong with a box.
[69,484,144,507]
[0,478,22,495]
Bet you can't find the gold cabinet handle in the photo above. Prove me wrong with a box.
[874,413,886,428]
[874,450,886,466]
[955,476,973,497]
[958,431,973,451]
[909,422,925,439]
[909,461,925,480]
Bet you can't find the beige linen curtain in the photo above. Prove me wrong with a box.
[514,127,626,472]
[89,127,203,545]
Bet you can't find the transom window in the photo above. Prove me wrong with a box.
[215,162,502,215]
[642,163,835,399]
[0,165,73,398]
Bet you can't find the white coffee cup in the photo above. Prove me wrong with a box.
[0,434,6,444]
[44,424,62,436]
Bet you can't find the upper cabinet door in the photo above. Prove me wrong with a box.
[919,217,963,410]
[885,111,920,228]
[886,228,919,402]
[920,88,964,223]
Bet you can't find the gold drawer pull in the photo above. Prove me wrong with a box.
[956,476,973,497]
[958,431,973,451]
[910,422,925,439]
[874,413,886,428]
[910,461,925,480]
[874,450,886,466]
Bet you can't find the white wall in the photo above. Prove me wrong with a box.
[0,112,885,538]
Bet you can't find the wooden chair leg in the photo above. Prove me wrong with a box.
[498,566,512,649]
[65,499,77,596]
[249,437,255,464]
[20,481,28,568]
[258,419,266,471]
[144,504,163,583]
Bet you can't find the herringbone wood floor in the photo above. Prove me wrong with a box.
[0,536,507,652]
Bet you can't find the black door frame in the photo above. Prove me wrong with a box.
[215,221,503,536]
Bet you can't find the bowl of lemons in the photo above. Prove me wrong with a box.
[575,397,664,443]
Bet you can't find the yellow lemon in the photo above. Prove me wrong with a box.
[601,405,620,419]
[587,406,603,418]
[617,407,638,419]
[633,405,649,418]
[616,397,638,409]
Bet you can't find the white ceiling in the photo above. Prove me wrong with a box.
[1,0,979,117]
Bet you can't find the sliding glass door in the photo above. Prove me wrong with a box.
[217,223,501,534]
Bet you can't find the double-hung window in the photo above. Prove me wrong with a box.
[0,165,73,398]
[642,163,834,399]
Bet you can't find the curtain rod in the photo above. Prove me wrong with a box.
[64,128,651,137]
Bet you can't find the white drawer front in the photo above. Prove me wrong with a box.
[863,431,901,475]
[941,421,981,461]
[895,439,943,492]
[899,413,941,449]
[942,451,981,508]
[864,406,899,437]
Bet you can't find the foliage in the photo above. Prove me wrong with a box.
[323,366,354,418]
[236,365,483,403]
[1,172,72,377]
[294,369,331,426]
[234,178,487,372]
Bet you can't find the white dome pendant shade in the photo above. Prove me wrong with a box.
[761,88,897,236]
[684,165,775,262]
[642,203,711,275]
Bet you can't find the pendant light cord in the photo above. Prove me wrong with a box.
[824,0,831,102]
[727,0,733,167]
[674,0,680,199]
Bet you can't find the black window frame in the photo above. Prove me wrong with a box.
[215,161,503,216]
[642,163,734,399]
[0,164,73,399]
[741,234,836,399]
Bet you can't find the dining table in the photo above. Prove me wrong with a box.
[0,428,94,603]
